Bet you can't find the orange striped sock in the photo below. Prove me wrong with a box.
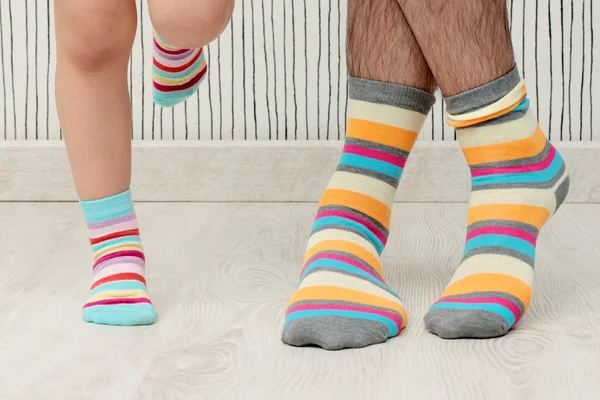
[425,67,569,338]
[282,78,434,349]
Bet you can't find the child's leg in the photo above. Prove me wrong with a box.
[54,0,156,325]
[148,0,234,107]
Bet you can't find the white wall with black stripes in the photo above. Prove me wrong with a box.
[0,0,597,141]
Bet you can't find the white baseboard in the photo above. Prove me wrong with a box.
[0,141,598,203]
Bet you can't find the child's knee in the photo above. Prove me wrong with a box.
[57,2,137,73]
[149,0,234,48]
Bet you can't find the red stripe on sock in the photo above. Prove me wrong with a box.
[153,65,207,93]
[343,144,407,168]
[89,229,140,245]
[471,146,556,177]
[466,226,537,246]
[153,49,202,73]
[90,273,147,290]
[153,38,190,55]
[83,297,152,309]
[93,250,145,270]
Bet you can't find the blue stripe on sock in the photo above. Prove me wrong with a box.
[300,259,391,292]
[89,280,148,297]
[429,302,516,327]
[311,216,384,254]
[465,234,535,259]
[91,235,141,252]
[154,83,205,107]
[339,154,402,180]
[285,309,398,337]
[80,189,134,223]
[472,151,563,186]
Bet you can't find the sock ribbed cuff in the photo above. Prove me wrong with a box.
[444,65,521,115]
[348,77,436,115]
[80,189,135,224]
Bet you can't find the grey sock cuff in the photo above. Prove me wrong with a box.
[444,65,521,115]
[348,77,436,115]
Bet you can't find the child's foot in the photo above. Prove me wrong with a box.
[80,189,157,326]
[282,78,435,350]
[424,67,569,339]
[152,31,207,107]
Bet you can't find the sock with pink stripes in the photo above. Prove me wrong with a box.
[80,189,157,326]
[153,31,208,107]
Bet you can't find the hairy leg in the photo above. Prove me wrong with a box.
[281,0,436,350]
[348,0,435,91]
[54,0,137,200]
[396,0,514,96]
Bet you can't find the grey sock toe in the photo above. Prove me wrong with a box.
[282,316,390,350]
[424,309,510,339]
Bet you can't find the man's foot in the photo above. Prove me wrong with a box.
[424,67,569,339]
[80,189,157,326]
[152,31,207,107]
[282,78,435,350]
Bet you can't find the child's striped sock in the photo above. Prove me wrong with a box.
[424,66,570,339]
[282,78,435,350]
[153,31,208,107]
[81,189,157,326]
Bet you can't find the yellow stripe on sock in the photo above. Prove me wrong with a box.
[458,110,538,148]
[319,189,391,230]
[462,125,546,165]
[347,99,427,132]
[346,118,418,152]
[448,254,534,286]
[468,204,549,230]
[93,244,144,260]
[304,240,382,276]
[306,229,380,261]
[327,171,396,205]
[441,273,533,309]
[87,290,149,303]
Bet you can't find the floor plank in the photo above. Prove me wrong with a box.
[0,203,598,400]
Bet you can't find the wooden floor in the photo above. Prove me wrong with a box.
[0,202,599,400]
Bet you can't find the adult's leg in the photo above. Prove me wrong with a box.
[396,0,514,96]
[55,0,156,325]
[282,0,436,350]
[148,0,234,106]
[397,0,569,338]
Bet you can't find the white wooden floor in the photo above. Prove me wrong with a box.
[0,202,599,400]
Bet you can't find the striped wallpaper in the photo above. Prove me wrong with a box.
[0,0,597,141]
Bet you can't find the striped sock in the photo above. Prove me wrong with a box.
[81,189,157,326]
[424,67,570,339]
[282,78,435,350]
[153,31,208,107]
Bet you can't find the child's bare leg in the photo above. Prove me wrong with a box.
[55,0,137,200]
[148,0,234,48]
[54,0,156,326]
[148,0,234,107]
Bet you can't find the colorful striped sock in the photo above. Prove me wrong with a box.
[153,31,208,107]
[425,66,570,339]
[282,78,435,350]
[81,189,157,326]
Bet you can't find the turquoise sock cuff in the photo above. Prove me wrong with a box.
[80,189,135,223]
